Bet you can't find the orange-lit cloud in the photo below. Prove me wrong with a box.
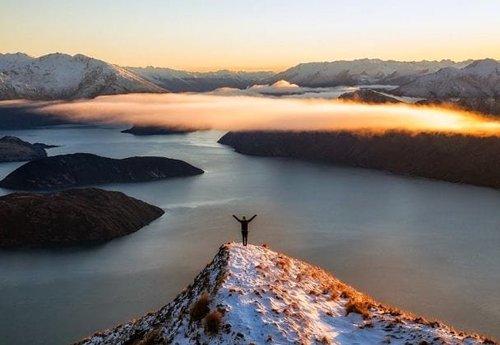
[8,93,500,136]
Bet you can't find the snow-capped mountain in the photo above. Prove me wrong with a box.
[393,59,500,99]
[76,243,492,345]
[1,53,498,106]
[127,66,273,92]
[0,53,166,100]
[270,59,471,87]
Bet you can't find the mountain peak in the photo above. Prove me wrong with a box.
[77,242,491,345]
[464,59,500,73]
[0,52,31,58]
[39,52,74,60]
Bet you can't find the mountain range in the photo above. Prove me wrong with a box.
[127,66,273,92]
[0,53,272,99]
[268,58,472,87]
[0,53,499,114]
[393,58,500,99]
[0,53,165,100]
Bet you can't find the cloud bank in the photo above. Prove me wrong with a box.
[3,92,500,136]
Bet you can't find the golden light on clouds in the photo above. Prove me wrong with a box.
[19,93,500,136]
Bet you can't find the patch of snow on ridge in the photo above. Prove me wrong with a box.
[76,243,494,345]
[0,53,165,100]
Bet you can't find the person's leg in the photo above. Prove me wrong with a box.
[241,231,245,245]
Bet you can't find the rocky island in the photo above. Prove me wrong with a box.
[0,153,204,190]
[76,243,494,344]
[338,89,401,104]
[219,130,500,189]
[121,125,194,136]
[0,136,48,162]
[0,188,164,247]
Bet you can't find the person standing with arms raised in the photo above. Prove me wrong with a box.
[232,214,257,246]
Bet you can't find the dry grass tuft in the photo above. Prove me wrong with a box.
[319,335,331,344]
[190,292,210,322]
[321,282,340,301]
[203,310,223,335]
[345,298,372,319]
[275,255,292,273]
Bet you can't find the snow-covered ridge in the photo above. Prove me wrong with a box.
[0,53,165,100]
[76,243,494,345]
[393,59,500,99]
[269,59,473,87]
[1,53,498,102]
[126,66,273,92]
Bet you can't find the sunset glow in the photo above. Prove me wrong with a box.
[1,0,499,71]
[2,0,500,343]
[22,94,500,136]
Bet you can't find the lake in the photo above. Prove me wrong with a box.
[0,126,499,344]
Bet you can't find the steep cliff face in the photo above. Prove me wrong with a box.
[76,243,492,344]
[219,131,500,189]
[0,153,204,190]
[0,188,164,247]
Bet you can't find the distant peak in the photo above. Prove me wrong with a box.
[0,52,33,62]
[73,53,93,60]
[465,58,499,68]
[0,52,30,57]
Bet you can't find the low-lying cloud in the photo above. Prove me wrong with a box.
[212,80,358,98]
[4,92,500,136]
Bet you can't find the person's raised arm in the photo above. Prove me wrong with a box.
[232,215,241,222]
[249,214,257,222]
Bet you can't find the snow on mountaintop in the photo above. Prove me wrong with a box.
[0,53,497,101]
[77,243,493,345]
[462,59,500,77]
[127,66,273,92]
[0,53,165,100]
[394,59,500,99]
[270,59,471,87]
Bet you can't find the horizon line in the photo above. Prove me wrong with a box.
[1,51,499,74]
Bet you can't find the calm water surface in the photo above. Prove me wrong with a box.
[0,126,499,344]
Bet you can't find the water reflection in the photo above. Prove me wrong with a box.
[0,126,499,344]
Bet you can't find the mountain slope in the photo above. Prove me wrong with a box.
[269,59,470,87]
[0,53,166,100]
[219,131,500,190]
[127,66,273,92]
[393,59,500,99]
[77,243,492,345]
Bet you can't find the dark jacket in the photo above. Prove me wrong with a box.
[233,215,257,231]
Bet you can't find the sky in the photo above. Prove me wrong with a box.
[1,0,499,71]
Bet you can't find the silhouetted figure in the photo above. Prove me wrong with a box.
[232,214,257,246]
